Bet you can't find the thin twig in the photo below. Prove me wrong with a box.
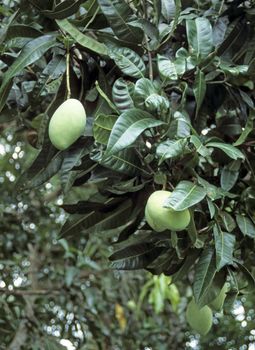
[66,48,71,99]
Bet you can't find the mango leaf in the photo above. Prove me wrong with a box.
[157,54,178,80]
[93,114,118,145]
[110,244,164,270]
[219,211,236,233]
[213,225,235,271]
[112,78,134,112]
[92,148,148,176]
[206,142,244,160]
[220,160,241,191]
[194,69,206,118]
[186,17,213,60]
[164,180,207,211]
[161,0,176,22]
[60,199,133,239]
[234,261,255,294]
[56,19,108,56]
[26,151,64,189]
[193,247,217,306]
[156,139,187,165]
[42,0,84,19]
[97,0,143,43]
[236,214,255,239]
[0,34,56,113]
[109,47,145,78]
[106,108,164,155]
[234,111,255,146]
[190,135,210,157]
[134,78,158,107]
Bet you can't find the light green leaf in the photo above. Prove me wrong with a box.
[56,18,108,56]
[164,180,207,211]
[186,17,213,60]
[213,225,235,271]
[106,108,164,155]
[236,214,255,239]
[206,142,244,160]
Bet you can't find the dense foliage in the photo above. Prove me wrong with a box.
[1,0,255,348]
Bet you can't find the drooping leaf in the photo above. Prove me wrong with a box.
[164,180,207,211]
[186,17,213,60]
[106,108,164,155]
[213,225,235,271]
[193,247,217,306]
[0,34,56,113]
[56,19,108,56]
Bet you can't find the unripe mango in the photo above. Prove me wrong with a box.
[145,190,191,232]
[186,299,213,336]
[48,98,86,150]
[210,283,229,311]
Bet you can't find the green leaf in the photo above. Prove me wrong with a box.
[194,69,206,118]
[220,160,241,191]
[164,180,207,211]
[106,108,164,155]
[112,78,134,112]
[92,148,148,176]
[234,110,255,146]
[97,0,143,43]
[0,34,56,113]
[213,225,235,271]
[93,114,118,145]
[236,214,255,239]
[193,247,217,306]
[110,244,164,270]
[60,199,133,239]
[26,151,64,189]
[161,0,176,22]
[206,142,244,160]
[56,18,108,56]
[186,17,213,60]
[190,135,210,157]
[42,0,84,19]
[157,54,178,80]
[134,78,158,107]
[156,139,187,165]
[109,47,145,78]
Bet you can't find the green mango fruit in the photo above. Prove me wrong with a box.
[48,98,86,150]
[145,190,191,232]
[186,299,213,336]
[210,283,229,311]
